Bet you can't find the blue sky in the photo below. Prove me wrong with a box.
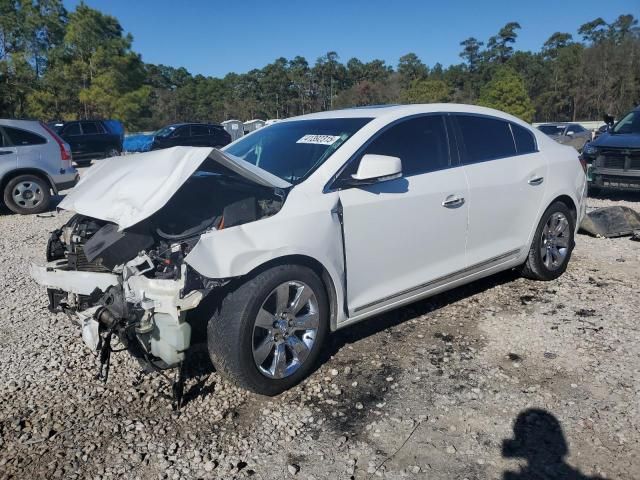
[65,0,637,77]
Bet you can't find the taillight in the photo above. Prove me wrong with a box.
[578,155,588,173]
[40,122,71,161]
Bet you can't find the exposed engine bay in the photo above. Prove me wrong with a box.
[32,158,286,378]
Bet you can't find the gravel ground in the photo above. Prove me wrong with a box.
[1,185,639,480]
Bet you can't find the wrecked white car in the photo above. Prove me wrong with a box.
[31,104,587,396]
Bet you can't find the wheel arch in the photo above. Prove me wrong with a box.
[550,194,578,225]
[241,254,341,331]
[0,168,57,195]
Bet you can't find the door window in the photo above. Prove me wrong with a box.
[172,126,190,137]
[191,125,209,136]
[456,115,516,164]
[0,129,8,147]
[80,122,99,134]
[342,115,450,179]
[3,126,46,146]
[510,124,537,154]
[63,123,81,136]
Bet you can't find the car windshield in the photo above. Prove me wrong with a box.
[538,125,565,135]
[155,125,178,137]
[612,110,640,134]
[223,117,372,184]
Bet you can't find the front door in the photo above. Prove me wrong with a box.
[336,115,469,316]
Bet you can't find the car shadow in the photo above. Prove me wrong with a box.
[0,194,65,217]
[316,268,521,369]
[588,189,640,203]
[180,268,522,406]
[502,408,607,479]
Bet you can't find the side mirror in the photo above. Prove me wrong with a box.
[351,154,402,184]
[566,131,574,136]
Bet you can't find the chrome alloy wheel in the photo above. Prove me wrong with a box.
[12,180,44,209]
[540,212,570,271]
[252,281,319,379]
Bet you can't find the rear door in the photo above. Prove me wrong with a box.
[2,125,47,167]
[79,121,108,157]
[190,124,211,146]
[0,127,18,175]
[453,114,547,266]
[336,114,469,316]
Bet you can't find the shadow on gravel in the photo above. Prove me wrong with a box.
[0,194,65,216]
[502,408,607,480]
[588,190,640,204]
[318,268,521,368]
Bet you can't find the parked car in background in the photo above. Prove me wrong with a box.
[581,106,640,195]
[150,123,231,150]
[0,119,78,214]
[31,104,586,396]
[50,120,124,167]
[537,123,591,152]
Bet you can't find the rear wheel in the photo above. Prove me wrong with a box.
[207,264,328,395]
[104,147,120,158]
[3,174,52,214]
[521,201,575,281]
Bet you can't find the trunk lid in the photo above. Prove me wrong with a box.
[58,146,291,230]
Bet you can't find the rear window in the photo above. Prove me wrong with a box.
[456,115,516,164]
[80,122,99,134]
[3,126,47,146]
[511,124,537,154]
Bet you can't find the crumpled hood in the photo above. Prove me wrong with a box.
[59,146,291,230]
[592,132,640,149]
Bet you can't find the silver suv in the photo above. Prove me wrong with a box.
[1,119,79,214]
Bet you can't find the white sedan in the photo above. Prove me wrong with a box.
[31,104,587,395]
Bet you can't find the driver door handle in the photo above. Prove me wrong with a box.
[442,195,465,208]
[528,176,544,186]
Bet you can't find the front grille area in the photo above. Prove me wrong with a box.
[597,148,640,170]
[68,244,110,273]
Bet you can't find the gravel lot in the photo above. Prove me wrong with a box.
[1,183,639,480]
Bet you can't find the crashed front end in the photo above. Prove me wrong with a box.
[30,147,288,373]
[31,215,214,369]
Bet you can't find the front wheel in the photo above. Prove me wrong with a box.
[521,201,575,281]
[207,265,329,395]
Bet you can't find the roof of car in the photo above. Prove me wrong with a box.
[538,122,571,126]
[288,103,533,128]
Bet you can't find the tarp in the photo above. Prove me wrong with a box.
[579,206,640,238]
[123,134,154,152]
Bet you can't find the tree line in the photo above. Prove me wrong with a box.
[1,1,638,130]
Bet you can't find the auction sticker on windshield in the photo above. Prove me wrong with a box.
[296,134,341,145]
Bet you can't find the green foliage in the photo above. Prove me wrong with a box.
[478,66,535,122]
[1,6,639,129]
[400,79,449,104]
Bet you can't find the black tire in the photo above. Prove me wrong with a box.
[207,264,329,395]
[3,174,52,215]
[104,148,120,158]
[521,201,575,281]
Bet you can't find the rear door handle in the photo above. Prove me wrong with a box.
[528,176,544,186]
[442,195,465,208]
[0,150,14,155]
